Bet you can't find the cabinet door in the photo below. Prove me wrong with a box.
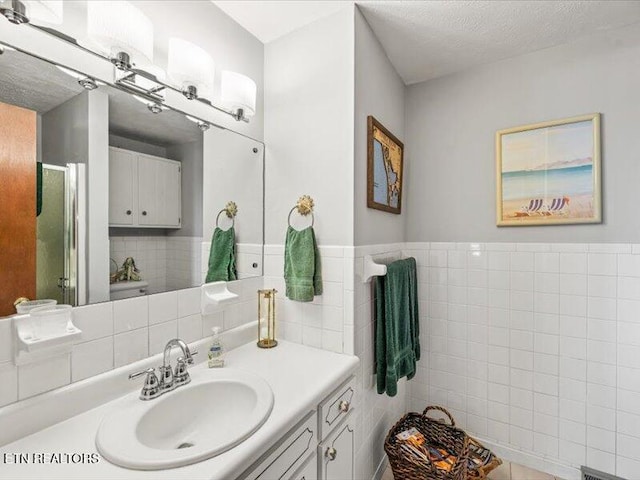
[137,154,158,226]
[156,160,181,227]
[137,155,181,228]
[289,453,317,480]
[318,416,354,480]
[109,148,136,226]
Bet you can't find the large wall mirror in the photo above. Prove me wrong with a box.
[0,46,264,316]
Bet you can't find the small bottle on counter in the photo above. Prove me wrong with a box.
[207,327,225,368]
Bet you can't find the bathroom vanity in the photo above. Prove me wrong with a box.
[0,337,359,480]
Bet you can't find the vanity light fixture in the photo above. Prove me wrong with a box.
[1,0,62,24]
[0,42,16,54]
[168,38,214,101]
[86,0,153,71]
[221,70,257,122]
[133,94,166,114]
[186,115,211,132]
[2,1,258,123]
[0,0,28,24]
[114,64,166,103]
[56,65,102,90]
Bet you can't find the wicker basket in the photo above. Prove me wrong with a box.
[384,406,470,480]
[467,436,502,479]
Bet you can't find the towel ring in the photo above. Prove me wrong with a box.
[215,201,237,230]
[287,195,315,228]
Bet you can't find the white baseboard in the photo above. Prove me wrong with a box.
[372,455,389,480]
[475,436,582,480]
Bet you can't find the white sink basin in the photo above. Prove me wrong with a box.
[96,369,274,470]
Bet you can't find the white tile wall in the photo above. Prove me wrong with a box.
[201,242,264,281]
[0,276,263,408]
[405,242,640,478]
[167,236,202,290]
[110,235,203,295]
[353,243,410,480]
[263,244,347,355]
[110,236,168,294]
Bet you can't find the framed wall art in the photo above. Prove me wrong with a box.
[496,113,601,226]
[367,116,404,214]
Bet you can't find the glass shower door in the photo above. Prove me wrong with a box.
[36,164,78,305]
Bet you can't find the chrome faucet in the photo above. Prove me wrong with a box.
[129,338,197,401]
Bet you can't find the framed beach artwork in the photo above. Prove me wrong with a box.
[367,116,404,214]
[496,113,601,226]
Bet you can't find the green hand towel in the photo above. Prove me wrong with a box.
[205,226,237,283]
[284,226,322,302]
[375,257,420,397]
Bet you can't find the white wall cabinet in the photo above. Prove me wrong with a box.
[240,377,355,480]
[109,147,181,228]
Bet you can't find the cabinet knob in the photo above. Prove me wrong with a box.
[126,210,132,215]
[325,447,337,461]
[339,400,350,413]
[142,211,147,216]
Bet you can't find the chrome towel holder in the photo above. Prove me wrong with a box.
[288,195,315,228]
[215,201,238,229]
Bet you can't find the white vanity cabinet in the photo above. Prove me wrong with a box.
[241,376,355,480]
[109,147,182,228]
[318,419,355,480]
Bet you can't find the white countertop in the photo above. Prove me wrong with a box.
[0,341,359,480]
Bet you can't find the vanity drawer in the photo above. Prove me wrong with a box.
[318,376,355,441]
[289,451,317,480]
[247,410,318,480]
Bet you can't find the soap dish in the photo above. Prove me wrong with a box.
[201,281,239,314]
[13,305,82,365]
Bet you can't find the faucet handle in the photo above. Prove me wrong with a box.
[174,357,192,386]
[129,367,155,380]
[158,365,175,391]
[129,368,161,401]
[187,349,198,364]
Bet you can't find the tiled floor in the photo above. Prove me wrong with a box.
[382,461,565,480]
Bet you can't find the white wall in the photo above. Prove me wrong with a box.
[264,7,355,246]
[86,89,110,304]
[202,129,263,245]
[108,134,167,158]
[167,138,204,238]
[41,93,89,167]
[42,90,110,304]
[352,9,410,480]
[405,23,640,243]
[354,9,406,247]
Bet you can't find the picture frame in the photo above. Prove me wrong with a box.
[496,113,601,226]
[367,116,404,214]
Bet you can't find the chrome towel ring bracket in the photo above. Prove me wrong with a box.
[215,201,237,230]
[288,195,315,229]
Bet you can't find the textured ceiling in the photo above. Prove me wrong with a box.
[0,50,200,146]
[214,0,640,85]
[358,0,640,84]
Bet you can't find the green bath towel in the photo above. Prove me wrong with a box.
[205,226,237,283]
[375,257,420,397]
[284,226,322,302]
